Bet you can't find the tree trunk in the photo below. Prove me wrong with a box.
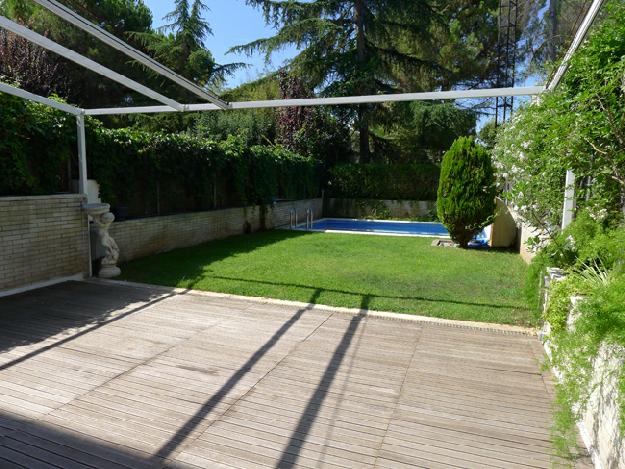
[548,0,559,62]
[358,108,370,163]
[354,0,370,163]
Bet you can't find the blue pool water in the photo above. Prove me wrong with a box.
[294,218,488,243]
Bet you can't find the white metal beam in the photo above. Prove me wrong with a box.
[547,0,606,90]
[561,170,576,229]
[0,15,182,111]
[31,0,230,110]
[85,86,545,116]
[0,81,83,115]
[76,115,88,196]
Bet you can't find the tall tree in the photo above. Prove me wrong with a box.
[233,0,438,162]
[0,0,155,106]
[0,28,67,96]
[135,0,243,92]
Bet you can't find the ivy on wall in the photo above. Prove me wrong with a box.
[0,93,74,195]
[0,92,319,217]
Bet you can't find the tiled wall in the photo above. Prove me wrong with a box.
[0,195,89,291]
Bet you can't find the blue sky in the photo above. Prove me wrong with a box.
[143,0,298,89]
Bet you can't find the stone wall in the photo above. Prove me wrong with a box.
[326,198,435,219]
[0,195,89,292]
[111,198,323,262]
[541,271,625,468]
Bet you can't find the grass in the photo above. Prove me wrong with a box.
[119,230,533,326]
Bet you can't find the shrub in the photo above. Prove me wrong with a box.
[437,136,496,247]
[550,273,625,456]
[328,163,440,200]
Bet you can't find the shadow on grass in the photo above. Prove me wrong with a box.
[186,274,523,311]
[120,229,529,321]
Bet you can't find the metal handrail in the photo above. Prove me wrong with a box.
[289,209,297,228]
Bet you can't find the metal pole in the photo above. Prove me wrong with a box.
[76,113,93,277]
[561,170,576,229]
[76,114,88,196]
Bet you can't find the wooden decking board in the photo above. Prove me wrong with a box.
[0,281,590,468]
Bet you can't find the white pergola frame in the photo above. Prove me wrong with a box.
[0,0,604,202]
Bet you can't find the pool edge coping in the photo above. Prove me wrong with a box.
[88,278,537,336]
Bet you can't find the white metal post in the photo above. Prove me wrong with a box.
[561,170,576,230]
[76,114,88,196]
[76,114,93,277]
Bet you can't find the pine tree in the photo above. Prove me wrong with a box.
[233,0,437,163]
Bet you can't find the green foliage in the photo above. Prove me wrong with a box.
[328,163,440,200]
[477,120,498,150]
[0,93,74,195]
[532,211,625,273]
[235,0,498,161]
[493,0,625,230]
[0,87,318,214]
[549,273,625,457]
[437,137,496,247]
[374,102,476,164]
[192,75,280,146]
[525,211,625,318]
[88,127,319,217]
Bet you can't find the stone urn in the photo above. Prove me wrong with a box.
[84,202,121,278]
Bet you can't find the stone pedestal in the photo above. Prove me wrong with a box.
[84,203,121,278]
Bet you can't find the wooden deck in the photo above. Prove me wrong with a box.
[0,280,589,468]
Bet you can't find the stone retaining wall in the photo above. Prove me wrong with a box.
[0,195,89,292]
[542,270,624,468]
[111,198,323,262]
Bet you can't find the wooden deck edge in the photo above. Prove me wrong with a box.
[87,278,537,336]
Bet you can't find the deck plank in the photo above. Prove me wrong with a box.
[0,280,590,468]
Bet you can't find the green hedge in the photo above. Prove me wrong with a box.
[0,93,75,195]
[0,92,319,217]
[87,126,319,217]
[328,163,439,200]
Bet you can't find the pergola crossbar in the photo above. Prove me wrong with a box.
[30,0,230,109]
[0,81,82,115]
[85,86,545,116]
[0,15,183,110]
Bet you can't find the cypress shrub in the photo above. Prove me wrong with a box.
[437,136,496,248]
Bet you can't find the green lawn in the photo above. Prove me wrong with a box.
[119,230,533,326]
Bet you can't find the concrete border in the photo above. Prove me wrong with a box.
[90,278,537,336]
[0,274,85,298]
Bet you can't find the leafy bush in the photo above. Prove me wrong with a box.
[437,136,496,247]
[550,273,625,456]
[525,211,625,317]
[493,0,625,230]
[328,163,440,200]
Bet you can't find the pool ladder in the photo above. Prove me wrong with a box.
[305,209,314,229]
[289,209,297,228]
[289,209,314,229]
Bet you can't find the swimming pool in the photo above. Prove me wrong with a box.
[293,218,489,243]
